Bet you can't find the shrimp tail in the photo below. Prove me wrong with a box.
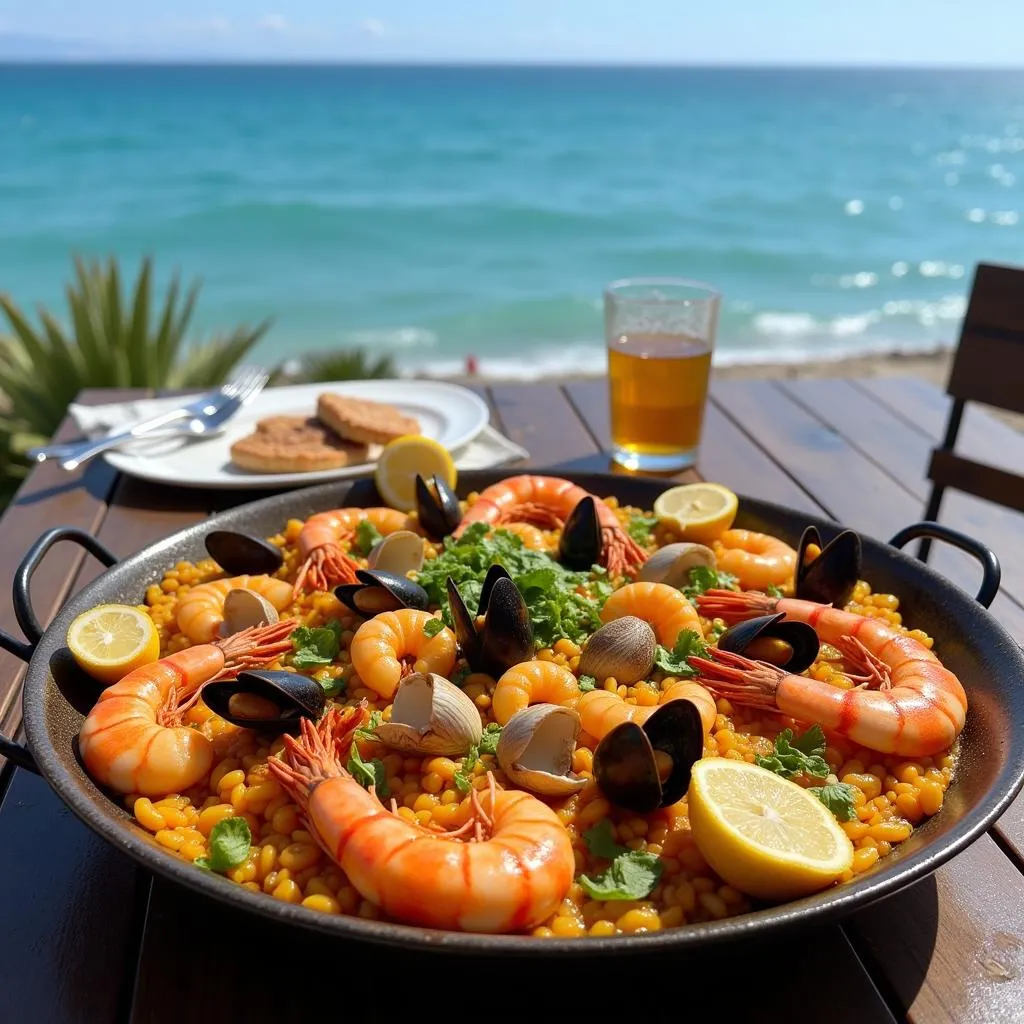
[834,635,893,690]
[687,648,785,709]
[603,525,647,578]
[271,703,368,796]
[211,620,298,681]
[293,544,360,597]
[696,589,779,622]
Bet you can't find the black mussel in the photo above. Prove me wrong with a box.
[416,474,462,541]
[204,530,284,576]
[558,496,602,571]
[796,526,861,608]
[718,612,819,674]
[447,565,534,677]
[202,669,326,733]
[336,569,430,616]
[593,700,705,813]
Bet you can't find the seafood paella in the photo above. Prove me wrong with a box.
[66,473,964,938]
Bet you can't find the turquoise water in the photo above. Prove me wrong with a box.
[2,64,1024,377]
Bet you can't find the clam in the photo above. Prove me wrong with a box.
[336,568,430,616]
[416,474,462,541]
[593,700,704,813]
[796,526,861,607]
[496,704,586,796]
[637,542,717,588]
[201,669,326,734]
[718,612,819,674]
[558,496,602,571]
[447,565,534,677]
[218,588,280,638]
[204,530,284,576]
[577,616,656,685]
[374,672,482,756]
[367,530,425,577]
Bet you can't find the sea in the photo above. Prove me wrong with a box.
[2,63,1024,379]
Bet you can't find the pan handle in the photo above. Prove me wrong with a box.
[888,521,1001,609]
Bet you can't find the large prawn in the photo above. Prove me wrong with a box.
[454,475,647,577]
[269,705,575,933]
[690,591,966,757]
[79,621,296,796]
[294,507,413,595]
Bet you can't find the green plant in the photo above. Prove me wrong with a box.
[273,348,397,385]
[0,255,272,492]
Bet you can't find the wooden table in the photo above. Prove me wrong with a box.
[2,376,1024,1024]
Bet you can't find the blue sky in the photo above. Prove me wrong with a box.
[0,0,1017,65]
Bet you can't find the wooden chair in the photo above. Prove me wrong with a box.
[918,261,1024,561]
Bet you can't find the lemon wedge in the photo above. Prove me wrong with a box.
[652,482,738,544]
[67,604,160,685]
[687,759,854,901]
[375,435,457,512]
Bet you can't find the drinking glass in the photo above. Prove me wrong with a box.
[604,277,720,472]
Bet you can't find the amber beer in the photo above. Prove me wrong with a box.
[604,279,720,472]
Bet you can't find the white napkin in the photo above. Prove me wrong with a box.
[68,398,530,471]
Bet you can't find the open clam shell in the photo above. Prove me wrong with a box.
[558,496,602,571]
[367,530,425,577]
[374,672,482,756]
[202,669,326,734]
[637,542,717,589]
[204,530,284,576]
[796,527,862,608]
[218,589,280,638]
[497,704,586,796]
[336,569,430,616]
[717,612,820,675]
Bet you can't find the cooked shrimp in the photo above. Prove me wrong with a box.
[294,507,413,595]
[578,680,718,742]
[454,474,646,577]
[492,661,580,725]
[713,529,797,591]
[349,608,457,700]
[269,705,575,933]
[600,582,703,648]
[79,621,296,796]
[691,591,966,756]
[175,575,294,644]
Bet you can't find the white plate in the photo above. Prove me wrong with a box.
[102,380,491,489]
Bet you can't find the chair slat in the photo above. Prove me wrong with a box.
[927,449,1024,514]
[962,262,1024,334]
[947,329,1024,413]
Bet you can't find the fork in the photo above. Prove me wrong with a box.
[35,367,268,472]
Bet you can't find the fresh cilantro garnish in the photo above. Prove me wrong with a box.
[354,709,383,742]
[354,519,384,556]
[318,672,346,698]
[290,621,342,669]
[414,522,609,646]
[755,724,831,780]
[682,565,739,600]
[195,817,251,873]
[453,763,474,793]
[653,629,708,675]
[578,674,597,692]
[478,722,502,756]
[809,782,859,821]
[454,724,502,792]
[348,742,390,798]
[766,583,784,598]
[579,821,663,900]
[626,512,658,546]
[422,617,446,638]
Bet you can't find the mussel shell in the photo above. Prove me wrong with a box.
[202,669,326,733]
[642,700,705,807]
[447,576,481,667]
[558,496,602,571]
[335,569,429,616]
[204,530,284,576]
[796,527,862,608]
[478,563,512,614]
[717,612,820,674]
[416,474,462,541]
[478,576,535,678]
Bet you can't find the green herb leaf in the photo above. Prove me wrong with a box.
[653,629,708,676]
[755,724,831,780]
[578,673,597,693]
[454,764,473,793]
[348,742,390,798]
[766,583,784,598]
[626,512,658,546]
[195,817,251,873]
[354,709,383,742]
[422,617,446,639]
[455,725,501,792]
[579,851,663,901]
[354,519,384,557]
[478,723,502,756]
[318,673,346,698]
[809,782,859,821]
[682,565,740,600]
[583,820,627,860]
[290,620,342,669]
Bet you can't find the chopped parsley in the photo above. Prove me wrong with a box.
[578,674,597,692]
[626,512,658,546]
[653,628,708,676]
[348,741,390,798]
[766,583,784,598]
[354,709,383,742]
[354,519,384,556]
[422,617,446,638]
[579,820,663,900]
[755,724,831,780]
[454,724,502,793]
[809,782,859,821]
[290,620,342,669]
[681,564,739,600]
[195,817,251,873]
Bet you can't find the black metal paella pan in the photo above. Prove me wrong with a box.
[0,469,1022,956]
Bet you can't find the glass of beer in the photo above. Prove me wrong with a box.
[605,277,720,472]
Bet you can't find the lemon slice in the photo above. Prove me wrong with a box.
[375,435,457,512]
[653,482,738,544]
[688,759,854,901]
[67,604,160,685]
